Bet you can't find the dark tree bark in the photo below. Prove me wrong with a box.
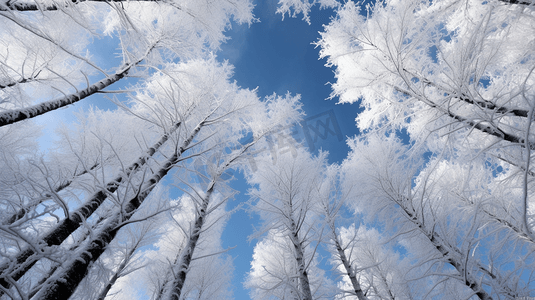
[395,86,535,150]
[31,121,203,300]
[332,231,368,300]
[0,122,181,292]
[0,67,131,128]
[403,70,532,120]
[289,219,313,300]
[28,215,105,298]
[395,195,517,300]
[165,139,258,300]
[0,73,40,88]
[0,0,161,11]
[498,0,534,5]
[166,182,215,300]
[320,183,369,300]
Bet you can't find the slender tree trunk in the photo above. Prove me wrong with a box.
[332,231,368,300]
[403,70,532,120]
[96,243,138,300]
[31,121,204,300]
[166,181,215,300]
[395,86,535,150]
[154,252,181,300]
[0,122,181,291]
[0,64,133,128]
[454,189,535,246]
[28,215,104,298]
[396,195,512,300]
[289,219,313,300]
[377,273,395,300]
[0,0,162,11]
[162,137,259,300]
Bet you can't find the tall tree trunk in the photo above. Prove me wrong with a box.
[28,215,105,298]
[332,231,368,300]
[154,252,182,300]
[403,70,532,120]
[396,195,516,300]
[0,65,135,128]
[395,86,535,150]
[289,219,313,300]
[164,139,257,300]
[166,181,215,300]
[96,241,138,300]
[31,121,204,300]
[0,0,162,11]
[0,122,181,292]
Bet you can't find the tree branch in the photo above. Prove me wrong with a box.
[394,86,535,150]
[0,0,161,11]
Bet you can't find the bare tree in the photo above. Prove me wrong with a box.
[342,134,534,299]
[246,149,334,300]
[0,118,180,292]
[156,92,305,300]
[17,59,304,300]
[0,57,269,299]
[315,165,369,300]
[0,0,254,127]
[332,225,413,300]
[0,5,256,295]
[91,223,156,300]
[317,0,535,240]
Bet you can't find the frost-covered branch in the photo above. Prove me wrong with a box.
[0,72,40,89]
[395,86,535,150]
[400,203,493,299]
[246,149,333,300]
[95,225,152,300]
[31,133,197,300]
[0,121,181,290]
[2,161,100,226]
[0,0,162,11]
[0,64,133,128]
[403,69,532,120]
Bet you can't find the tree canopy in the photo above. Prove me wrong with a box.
[1,0,534,299]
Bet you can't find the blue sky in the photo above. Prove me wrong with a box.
[217,2,360,299]
[220,1,360,163]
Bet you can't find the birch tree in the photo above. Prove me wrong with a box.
[73,217,159,300]
[317,0,535,237]
[246,149,334,300]
[157,191,234,300]
[342,134,535,299]
[0,0,254,127]
[26,59,236,299]
[95,193,235,300]
[59,80,305,300]
[318,0,535,156]
[333,225,412,300]
[316,165,370,300]
[0,0,256,293]
[156,91,305,300]
[0,108,170,295]
[0,57,300,299]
